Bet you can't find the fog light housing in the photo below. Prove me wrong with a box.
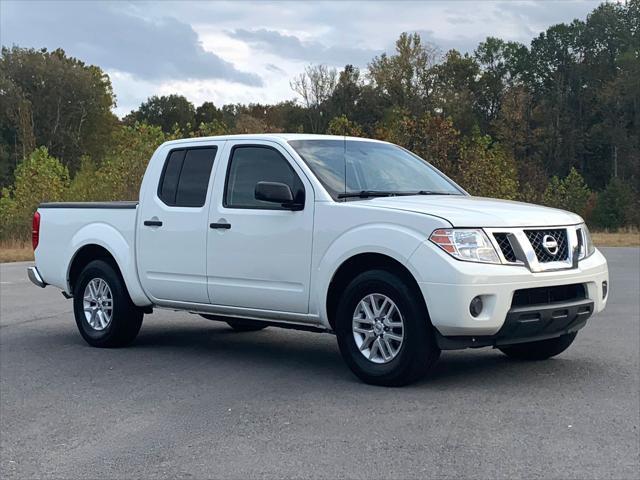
[602,281,608,299]
[469,296,483,317]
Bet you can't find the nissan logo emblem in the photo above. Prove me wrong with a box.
[542,234,559,255]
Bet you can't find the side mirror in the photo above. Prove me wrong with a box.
[254,181,302,210]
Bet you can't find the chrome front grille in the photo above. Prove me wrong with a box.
[524,229,569,262]
[488,225,581,272]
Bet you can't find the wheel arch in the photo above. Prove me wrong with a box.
[68,244,123,295]
[325,252,427,331]
[64,229,151,307]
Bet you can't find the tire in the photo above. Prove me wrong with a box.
[335,269,440,386]
[73,259,143,348]
[199,315,268,332]
[499,332,577,361]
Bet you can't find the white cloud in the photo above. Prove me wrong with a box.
[1,0,604,116]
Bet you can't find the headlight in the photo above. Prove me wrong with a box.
[430,228,501,264]
[579,224,595,259]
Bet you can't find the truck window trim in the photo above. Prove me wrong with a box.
[222,144,306,211]
[157,146,218,208]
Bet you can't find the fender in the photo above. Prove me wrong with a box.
[311,222,429,326]
[65,223,151,306]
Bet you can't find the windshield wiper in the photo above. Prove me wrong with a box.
[338,190,459,199]
[337,190,410,199]
[415,190,457,195]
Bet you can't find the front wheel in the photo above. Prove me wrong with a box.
[73,260,143,347]
[335,269,440,386]
[499,332,577,361]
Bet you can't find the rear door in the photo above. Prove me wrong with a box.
[206,140,314,313]
[137,143,223,303]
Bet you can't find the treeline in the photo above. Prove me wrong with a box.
[0,0,638,242]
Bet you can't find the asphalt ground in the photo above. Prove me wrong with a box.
[1,247,638,479]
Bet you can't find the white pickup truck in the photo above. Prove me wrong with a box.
[28,134,609,385]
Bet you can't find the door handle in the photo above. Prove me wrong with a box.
[144,220,163,227]
[210,222,231,229]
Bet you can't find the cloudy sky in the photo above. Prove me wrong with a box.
[1,0,604,117]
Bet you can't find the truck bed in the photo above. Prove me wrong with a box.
[35,201,140,297]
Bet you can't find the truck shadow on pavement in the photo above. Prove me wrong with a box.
[119,320,606,389]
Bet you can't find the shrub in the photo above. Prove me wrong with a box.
[0,147,69,240]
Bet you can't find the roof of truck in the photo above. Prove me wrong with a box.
[161,133,387,147]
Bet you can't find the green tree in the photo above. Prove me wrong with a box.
[326,115,363,137]
[543,167,591,217]
[368,32,438,115]
[591,178,639,229]
[95,123,169,201]
[0,147,69,240]
[124,95,196,134]
[0,47,116,178]
[195,101,223,125]
[458,131,519,200]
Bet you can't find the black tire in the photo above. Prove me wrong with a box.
[73,259,143,348]
[499,332,577,361]
[335,269,440,386]
[199,315,268,332]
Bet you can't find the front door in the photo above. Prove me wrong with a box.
[206,141,314,313]
[137,144,222,304]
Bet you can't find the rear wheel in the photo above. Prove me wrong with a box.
[335,269,440,386]
[499,332,577,360]
[73,260,143,347]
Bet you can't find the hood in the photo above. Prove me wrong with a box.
[363,195,583,228]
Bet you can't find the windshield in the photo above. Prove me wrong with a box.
[288,139,463,200]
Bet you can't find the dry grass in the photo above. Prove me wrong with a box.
[0,240,34,263]
[591,228,640,247]
[0,228,638,264]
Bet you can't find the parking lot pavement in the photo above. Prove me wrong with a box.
[1,247,638,479]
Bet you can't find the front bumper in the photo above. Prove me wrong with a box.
[436,298,593,350]
[411,244,609,337]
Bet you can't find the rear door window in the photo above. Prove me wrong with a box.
[158,147,217,207]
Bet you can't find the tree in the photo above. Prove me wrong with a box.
[290,64,337,133]
[591,178,639,229]
[195,101,223,126]
[377,109,460,178]
[328,65,363,119]
[474,38,530,132]
[326,115,363,137]
[432,49,481,135]
[543,167,591,217]
[0,47,116,178]
[124,95,196,134]
[368,33,438,115]
[0,147,69,240]
[458,130,519,200]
